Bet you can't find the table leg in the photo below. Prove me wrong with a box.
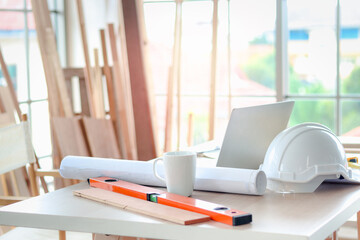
[325,230,337,240]
[332,230,337,240]
[357,211,360,240]
[59,230,66,240]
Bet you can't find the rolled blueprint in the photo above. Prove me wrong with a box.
[60,156,267,195]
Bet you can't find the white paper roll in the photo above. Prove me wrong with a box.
[60,156,267,195]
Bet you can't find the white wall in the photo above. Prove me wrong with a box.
[65,0,119,67]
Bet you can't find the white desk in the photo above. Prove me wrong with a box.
[0,182,360,240]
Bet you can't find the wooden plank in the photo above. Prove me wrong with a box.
[13,168,30,197]
[35,159,49,194]
[0,87,17,124]
[79,76,91,116]
[35,169,61,178]
[32,0,74,188]
[117,0,140,159]
[100,29,117,121]
[34,0,73,117]
[187,112,193,147]
[0,92,5,113]
[27,163,39,196]
[63,67,85,79]
[93,48,106,118]
[63,66,109,117]
[51,127,69,188]
[168,0,183,150]
[226,0,232,118]
[9,171,20,196]
[208,0,219,140]
[164,67,174,152]
[135,0,159,157]
[63,67,91,116]
[44,29,73,117]
[74,188,210,225]
[108,23,137,160]
[64,75,73,108]
[76,0,96,117]
[121,0,157,160]
[52,117,90,157]
[0,48,22,119]
[0,195,29,205]
[31,0,61,117]
[0,174,9,196]
[82,117,121,158]
[176,0,183,151]
[345,148,360,153]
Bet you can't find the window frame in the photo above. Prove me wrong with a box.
[143,0,360,139]
[278,0,360,135]
[0,0,66,160]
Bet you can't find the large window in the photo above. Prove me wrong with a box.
[286,0,360,135]
[0,0,65,169]
[144,0,360,151]
[144,0,277,149]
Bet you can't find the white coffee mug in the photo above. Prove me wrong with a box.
[153,151,196,197]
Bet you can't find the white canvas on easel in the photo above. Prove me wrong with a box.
[216,101,294,170]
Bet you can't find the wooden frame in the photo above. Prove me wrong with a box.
[0,117,65,240]
[108,23,137,160]
[100,29,117,121]
[165,0,183,152]
[0,48,21,119]
[208,0,218,141]
[75,0,96,117]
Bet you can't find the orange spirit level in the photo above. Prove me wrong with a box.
[88,177,252,226]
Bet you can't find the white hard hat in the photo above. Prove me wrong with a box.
[261,123,355,193]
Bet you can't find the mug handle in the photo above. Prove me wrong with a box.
[153,157,166,183]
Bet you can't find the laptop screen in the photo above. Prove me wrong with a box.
[216,101,294,170]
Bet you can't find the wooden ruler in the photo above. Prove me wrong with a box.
[74,187,210,225]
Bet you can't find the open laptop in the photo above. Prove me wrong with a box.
[216,101,294,170]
